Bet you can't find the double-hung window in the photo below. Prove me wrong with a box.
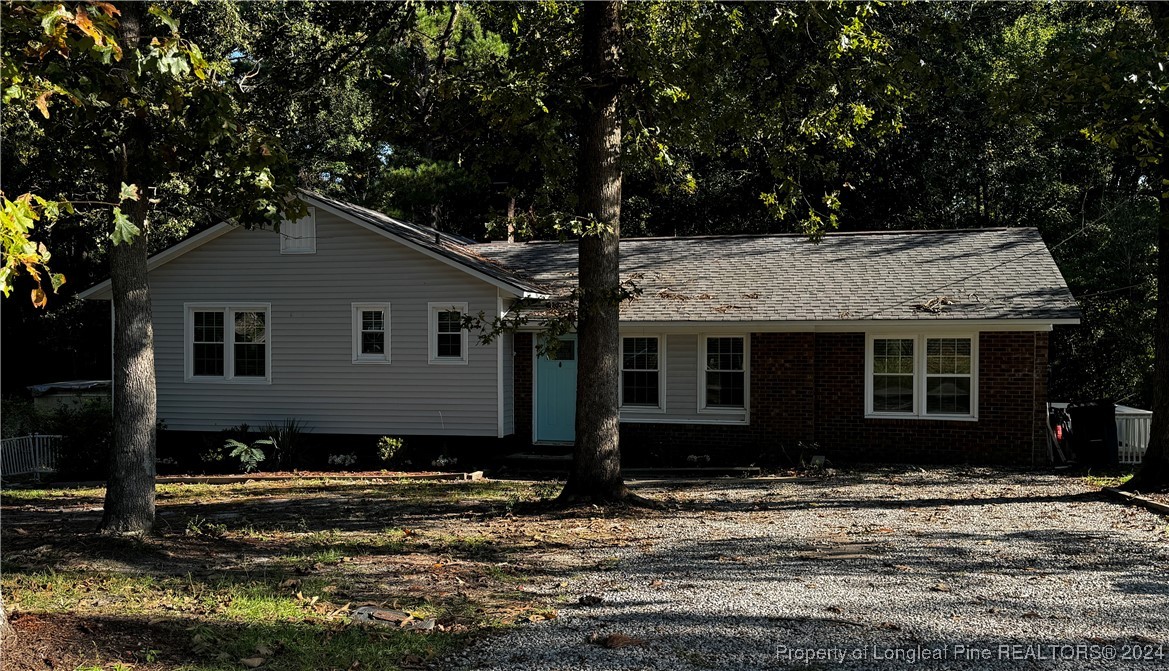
[621,336,662,409]
[866,334,977,419]
[428,302,468,364]
[186,304,271,382]
[702,336,746,410]
[352,303,391,363]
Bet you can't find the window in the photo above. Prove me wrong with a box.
[866,334,977,419]
[871,338,915,413]
[702,336,746,409]
[428,302,468,364]
[192,310,224,376]
[352,303,391,363]
[925,338,973,415]
[621,337,661,408]
[185,304,271,382]
[280,208,316,254]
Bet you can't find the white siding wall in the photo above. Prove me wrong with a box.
[148,210,502,435]
[619,333,696,423]
[619,333,747,424]
[501,331,515,435]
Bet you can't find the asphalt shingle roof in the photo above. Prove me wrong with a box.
[476,228,1080,323]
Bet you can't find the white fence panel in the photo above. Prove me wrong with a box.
[0,434,62,480]
[1116,415,1151,466]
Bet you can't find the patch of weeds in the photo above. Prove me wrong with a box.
[1083,473,1133,488]
[185,515,228,538]
[482,563,528,584]
[183,620,464,671]
[428,533,497,559]
[533,481,562,500]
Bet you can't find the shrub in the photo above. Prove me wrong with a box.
[376,436,406,466]
[327,453,358,468]
[43,399,112,479]
[225,437,270,473]
[262,418,311,470]
[0,395,41,438]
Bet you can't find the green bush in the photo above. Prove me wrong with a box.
[262,418,311,470]
[225,438,270,473]
[377,436,406,467]
[0,396,41,438]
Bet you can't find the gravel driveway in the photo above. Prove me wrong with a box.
[448,469,1168,670]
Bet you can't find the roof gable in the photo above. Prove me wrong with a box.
[78,191,548,300]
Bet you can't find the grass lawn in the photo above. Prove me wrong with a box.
[0,477,616,671]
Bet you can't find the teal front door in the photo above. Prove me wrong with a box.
[535,336,577,442]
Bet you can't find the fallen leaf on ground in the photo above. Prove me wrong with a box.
[930,583,951,592]
[589,632,646,648]
[239,657,265,668]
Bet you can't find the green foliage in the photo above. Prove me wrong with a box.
[376,436,406,467]
[225,437,270,474]
[1,193,67,306]
[1,397,114,478]
[262,418,311,471]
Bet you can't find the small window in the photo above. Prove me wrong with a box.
[704,336,745,409]
[352,303,391,363]
[280,208,316,254]
[547,339,575,361]
[185,304,271,383]
[428,302,468,364]
[621,337,661,408]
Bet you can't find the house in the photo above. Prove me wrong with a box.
[80,191,1080,466]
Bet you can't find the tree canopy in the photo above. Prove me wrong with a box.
[1,0,1162,431]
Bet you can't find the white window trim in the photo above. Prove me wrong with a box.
[619,334,667,412]
[279,207,316,254]
[184,303,272,384]
[428,302,469,365]
[864,333,979,421]
[352,302,391,364]
[698,334,750,416]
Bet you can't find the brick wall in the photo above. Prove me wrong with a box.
[514,332,533,445]
[513,330,1051,466]
[813,332,1049,465]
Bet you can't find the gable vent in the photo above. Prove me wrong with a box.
[280,208,316,254]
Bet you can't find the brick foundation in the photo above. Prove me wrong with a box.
[514,330,1051,466]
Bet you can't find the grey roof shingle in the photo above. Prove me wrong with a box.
[476,228,1080,323]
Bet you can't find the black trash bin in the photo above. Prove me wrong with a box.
[1067,401,1118,467]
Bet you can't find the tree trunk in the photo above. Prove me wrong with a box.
[1123,5,1169,492]
[1124,90,1169,492]
[0,591,11,644]
[558,0,630,503]
[100,4,157,532]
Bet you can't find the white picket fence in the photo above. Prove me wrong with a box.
[0,434,62,480]
[1116,410,1152,466]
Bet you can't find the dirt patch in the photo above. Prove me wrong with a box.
[3,612,187,670]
